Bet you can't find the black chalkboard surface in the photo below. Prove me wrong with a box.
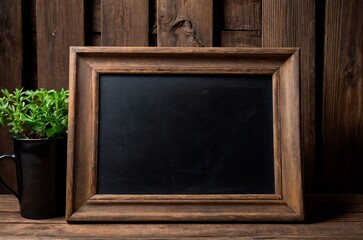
[97,74,274,194]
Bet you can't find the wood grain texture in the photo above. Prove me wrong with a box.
[66,47,303,222]
[1,195,363,238]
[36,0,84,90]
[101,0,149,46]
[262,0,316,193]
[277,50,304,216]
[224,0,261,30]
[323,0,363,193]
[157,0,212,47]
[1,223,363,239]
[221,31,261,47]
[66,49,98,218]
[0,0,23,194]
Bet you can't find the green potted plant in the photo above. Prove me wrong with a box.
[0,88,68,219]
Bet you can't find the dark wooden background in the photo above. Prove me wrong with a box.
[0,0,362,194]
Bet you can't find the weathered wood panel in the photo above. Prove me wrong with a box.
[221,31,261,47]
[224,0,261,30]
[2,195,363,238]
[36,0,84,90]
[101,0,149,46]
[262,0,316,192]
[0,0,23,194]
[1,221,363,239]
[323,0,363,193]
[157,0,213,47]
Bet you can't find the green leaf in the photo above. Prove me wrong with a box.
[19,113,27,121]
[46,125,60,138]
[0,102,8,110]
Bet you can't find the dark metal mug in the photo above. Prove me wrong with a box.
[0,137,67,219]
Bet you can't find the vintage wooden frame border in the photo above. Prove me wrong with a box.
[66,47,303,222]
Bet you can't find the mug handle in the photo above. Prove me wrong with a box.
[0,155,19,199]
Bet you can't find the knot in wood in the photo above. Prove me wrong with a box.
[342,60,360,88]
[171,19,203,47]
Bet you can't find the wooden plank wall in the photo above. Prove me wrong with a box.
[101,0,149,46]
[36,0,85,90]
[0,0,23,193]
[157,0,213,47]
[262,0,317,191]
[323,0,363,193]
[221,0,262,47]
[0,0,362,195]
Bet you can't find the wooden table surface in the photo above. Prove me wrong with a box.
[0,194,362,239]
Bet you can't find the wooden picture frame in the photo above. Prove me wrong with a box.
[66,47,303,222]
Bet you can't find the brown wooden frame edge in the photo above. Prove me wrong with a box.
[66,47,303,222]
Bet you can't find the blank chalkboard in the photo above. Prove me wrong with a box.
[97,74,274,194]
